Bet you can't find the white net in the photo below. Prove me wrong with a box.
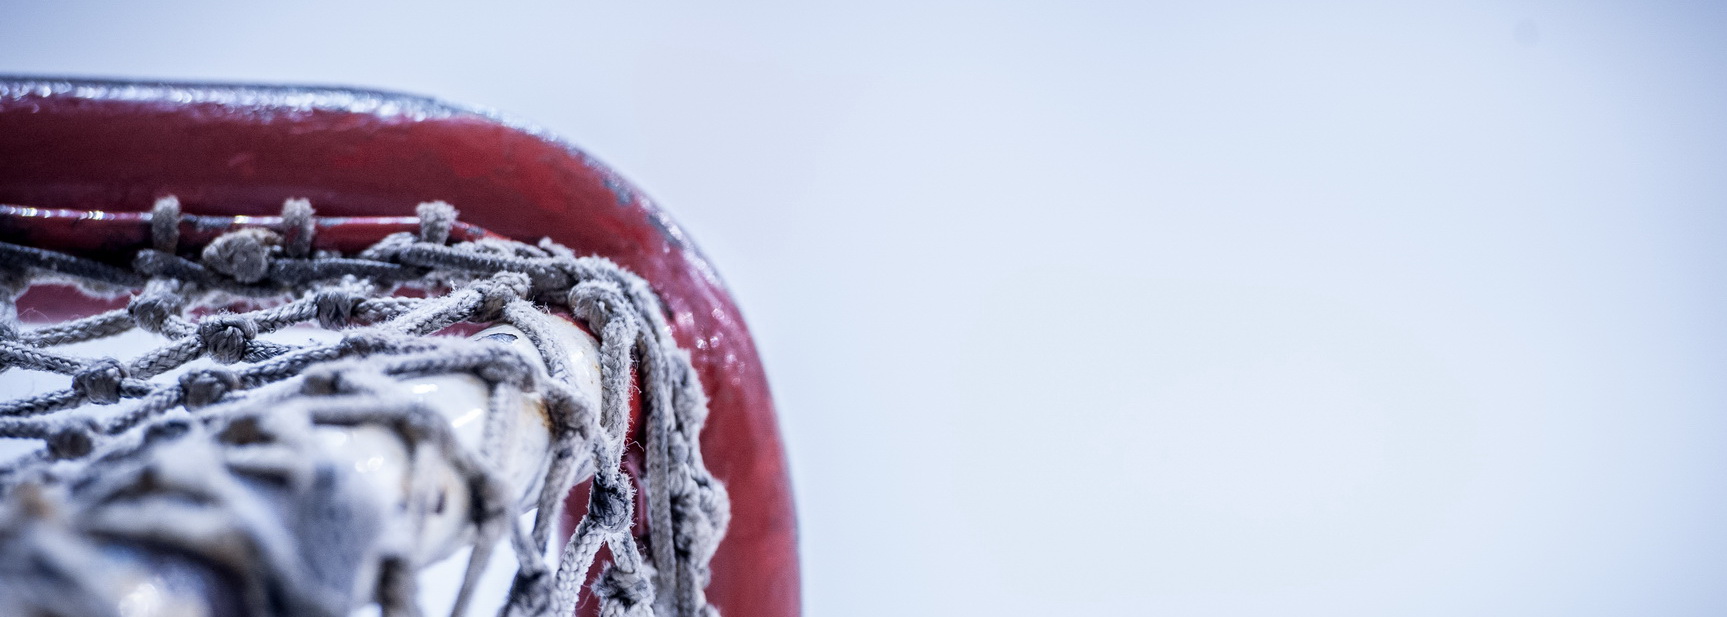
[0,199,729,617]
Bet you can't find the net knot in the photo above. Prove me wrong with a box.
[299,366,346,396]
[567,280,629,327]
[201,227,279,284]
[477,348,535,388]
[72,358,127,405]
[671,487,727,554]
[502,569,553,616]
[47,420,99,459]
[129,288,185,334]
[199,315,258,364]
[180,367,240,408]
[336,331,392,357]
[588,468,634,533]
[593,564,656,614]
[314,288,364,329]
[474,273,531,322]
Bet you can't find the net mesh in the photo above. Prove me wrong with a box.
[0,198,729,617]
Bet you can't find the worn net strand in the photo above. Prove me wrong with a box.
[0,199,729,617]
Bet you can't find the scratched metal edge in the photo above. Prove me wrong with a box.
[0,74,731,294]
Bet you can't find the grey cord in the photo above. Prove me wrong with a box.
[0,200,728,617]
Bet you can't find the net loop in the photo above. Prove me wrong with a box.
[151,196,183,253]
[417,201,457,245]
[201,227,282,284]
[282,198,316,258]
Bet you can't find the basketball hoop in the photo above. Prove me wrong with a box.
[0,78,798,617]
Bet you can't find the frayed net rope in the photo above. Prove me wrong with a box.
[0,199,729,617]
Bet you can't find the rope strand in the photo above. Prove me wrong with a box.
[0,199,727,617]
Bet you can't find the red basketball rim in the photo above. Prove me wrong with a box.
[0,77,799,617]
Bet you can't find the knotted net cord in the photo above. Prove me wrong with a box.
[0,199,729,617]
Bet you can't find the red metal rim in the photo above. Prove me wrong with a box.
[0,77,798,617]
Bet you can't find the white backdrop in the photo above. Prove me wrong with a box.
[4,2,1726,615]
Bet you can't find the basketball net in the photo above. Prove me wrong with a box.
[0,199,729,617]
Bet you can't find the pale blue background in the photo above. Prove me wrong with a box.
[4,2,1725,615]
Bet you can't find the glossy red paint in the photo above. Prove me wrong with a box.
[0,204,501,261]
[0,79,798,617]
